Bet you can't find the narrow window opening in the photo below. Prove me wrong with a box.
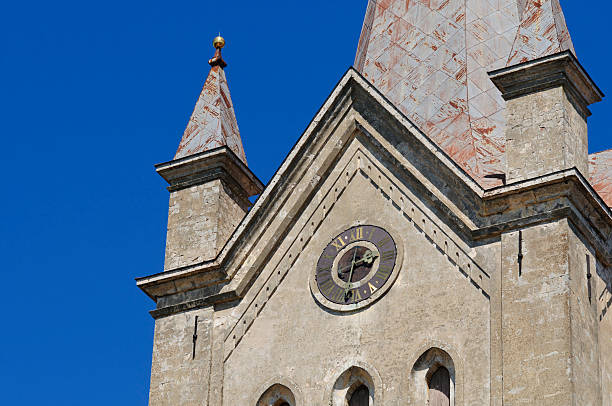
[518,230,524,277]
[587,254,592,304]
[428,366,450,406]
[348,384,369,406]
[192,316,198,360]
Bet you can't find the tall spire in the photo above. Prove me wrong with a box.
[174,35,247,163]
[355,0,575,187]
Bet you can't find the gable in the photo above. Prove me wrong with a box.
[222,132,492,360]
[138,70,612,317]
[220,134,492,404]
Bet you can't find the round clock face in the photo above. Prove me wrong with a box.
[315,225,397,305]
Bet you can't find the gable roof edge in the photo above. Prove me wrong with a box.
[137,69,612,311]
[136,68,491,290]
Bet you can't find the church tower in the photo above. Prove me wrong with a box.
[157,36,263,271]
[138,3,612,406]
[142,38,263,406]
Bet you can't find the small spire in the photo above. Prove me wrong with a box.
[209,34,227,69]
[173,35,247,163]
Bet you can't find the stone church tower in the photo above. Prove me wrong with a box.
[137,1,612,405]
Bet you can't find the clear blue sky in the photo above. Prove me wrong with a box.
[0,1,609,404]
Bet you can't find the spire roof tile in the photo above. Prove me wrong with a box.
[174,42,247,164]
[590,150,612,208]
[355,0,575,187]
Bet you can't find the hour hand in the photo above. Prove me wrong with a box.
[352,250,377,267]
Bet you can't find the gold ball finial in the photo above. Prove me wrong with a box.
[213,35,225,49]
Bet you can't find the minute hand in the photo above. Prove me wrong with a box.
[344,249,358,297]
[338,252,379,274]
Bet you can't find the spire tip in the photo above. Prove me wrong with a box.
[209,34,227,68]
[213,35,225,50]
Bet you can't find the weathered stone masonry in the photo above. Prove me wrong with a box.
[137,2,612,405]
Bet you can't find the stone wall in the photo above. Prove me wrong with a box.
[221,171,491,405]
[501,222,573,404]
[505,86,588,182]
[215,180,251,254]
[500,220,606,405]
[149,307,214,406]
[164,179,248,271]
[568,225,601,405]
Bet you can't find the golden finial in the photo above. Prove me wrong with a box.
[213,34,225,50]
[209,34,228,68]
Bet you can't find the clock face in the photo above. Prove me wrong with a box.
[315,225,397,305]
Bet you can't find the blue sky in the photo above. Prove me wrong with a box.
[0,1,610,404]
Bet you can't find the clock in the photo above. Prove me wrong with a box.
[314,225,397,308]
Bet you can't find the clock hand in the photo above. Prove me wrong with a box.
[337,251,379,274]
[344,248,358,299]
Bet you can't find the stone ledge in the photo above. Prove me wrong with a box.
[155,146,264,196]
[489,51,604,117]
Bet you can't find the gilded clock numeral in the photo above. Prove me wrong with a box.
[380,250,395,262]
[377,236,392,247]
[376,264,393,279]
[368,282,378,293]
[319,278,333,290]
[317,266,332,274]
[348,227,363,242]
[331,286,345,302]
[331,237,346,251]
[319,284,334,299]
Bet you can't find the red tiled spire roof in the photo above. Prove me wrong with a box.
[174,37,247,163]
[355,0,575,187]
[590,150,612,208]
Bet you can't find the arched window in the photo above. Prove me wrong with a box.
[410,347,455,406]
[428,366,450,406]
[331,366,374,405]
[348,384,369,406]
[257,384,295,406]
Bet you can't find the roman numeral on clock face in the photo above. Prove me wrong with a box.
[348,227,363,242]
[377,236,392,247]
[380,250,395,262]
[318,279,334,296]
[331,237,346,251]
[317,266,331,274]
[376,264,393,280]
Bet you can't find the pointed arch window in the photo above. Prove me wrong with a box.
[257,384,295,406]
[330,366,374,405]
[411,347,455,405]
[348,384,369,406]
